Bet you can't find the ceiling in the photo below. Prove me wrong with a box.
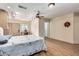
[0,3,79,21]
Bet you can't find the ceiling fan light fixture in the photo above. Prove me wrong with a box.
[48,3,55,8]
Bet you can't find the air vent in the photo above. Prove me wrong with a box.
[18,5,27,10]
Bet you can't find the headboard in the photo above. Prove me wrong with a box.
[0,27,3,35]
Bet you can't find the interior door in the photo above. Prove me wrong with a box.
[44,22,49,37]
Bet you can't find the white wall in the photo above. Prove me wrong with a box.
[74,13,79,44]
[31,18,39,36]
[50,13,74,43]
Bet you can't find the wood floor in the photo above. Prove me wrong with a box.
[34,38,79,56]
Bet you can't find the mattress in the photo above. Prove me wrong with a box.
[0,35,47,56]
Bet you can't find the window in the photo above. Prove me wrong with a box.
[20,24,28,32]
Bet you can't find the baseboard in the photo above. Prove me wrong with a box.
[46,37,79,45]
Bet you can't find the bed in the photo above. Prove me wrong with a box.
[0,35,47,56]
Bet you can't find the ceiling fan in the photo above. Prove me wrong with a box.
[35,10,44,19]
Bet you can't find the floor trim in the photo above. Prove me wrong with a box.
[45,37,79,45]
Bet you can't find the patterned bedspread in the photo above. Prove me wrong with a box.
[0,35,47,56]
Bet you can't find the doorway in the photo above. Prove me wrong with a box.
[44,22,49,37]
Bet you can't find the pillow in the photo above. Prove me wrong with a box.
[0,40,8,45]
[0,35,9,45]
